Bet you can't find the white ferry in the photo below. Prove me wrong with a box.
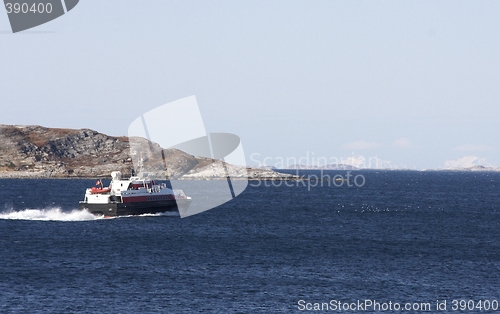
[79,171,191,217]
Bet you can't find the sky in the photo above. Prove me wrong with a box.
[1,1,500,169]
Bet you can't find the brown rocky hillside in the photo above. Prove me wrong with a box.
[0,124,297,179]
[0,124,209,178]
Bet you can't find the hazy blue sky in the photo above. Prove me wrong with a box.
[1,1,499,169]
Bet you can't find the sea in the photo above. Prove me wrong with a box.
[0,170,499,313]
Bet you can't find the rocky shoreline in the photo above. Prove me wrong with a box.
[0,170,303,180]
[0,166,303,180]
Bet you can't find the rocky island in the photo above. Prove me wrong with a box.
[0,124,300,180]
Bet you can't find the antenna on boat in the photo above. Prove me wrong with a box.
[161,149,173,189]
[137,152,144,175]
[161,150,168,179]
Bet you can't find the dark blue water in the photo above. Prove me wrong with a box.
[1,171,499,313]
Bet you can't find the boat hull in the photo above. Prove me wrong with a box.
[79,199,191,217]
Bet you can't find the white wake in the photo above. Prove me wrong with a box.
[0,208,101,221]
[133,211,180,217]
[0,208,179,221]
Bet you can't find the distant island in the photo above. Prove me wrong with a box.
[436,165,500,172]
[0,124,300,180]
[286,164,359,170]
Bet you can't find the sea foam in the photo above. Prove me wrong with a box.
[0,208,100,221]
[0,207,179,221]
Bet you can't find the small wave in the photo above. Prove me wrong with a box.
[143,211,180,217]
[119,211,180,218]
[0,208,101,221]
